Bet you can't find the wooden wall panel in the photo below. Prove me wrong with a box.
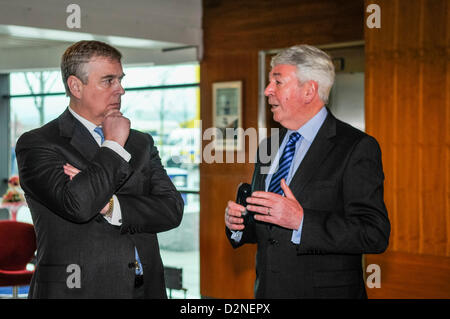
[365,0,450,298]
[203,0,364,53]
[366,251,450,298]
[200,0,365,298]
[447,3,450,257]
[200,168,256,298]
[200,51,259,298]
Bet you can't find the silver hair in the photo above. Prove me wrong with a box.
[270,44,335,104]
[61,40,122,96]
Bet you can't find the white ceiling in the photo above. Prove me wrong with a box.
[0,0,203,72]
[0,34,60,49]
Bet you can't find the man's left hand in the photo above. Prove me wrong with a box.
[246,178,303,230]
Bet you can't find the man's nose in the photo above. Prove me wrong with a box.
[264,82,274,96]
[116,81,125,95]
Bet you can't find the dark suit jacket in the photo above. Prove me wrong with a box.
[16,109,184,299]
[226,110,390,299]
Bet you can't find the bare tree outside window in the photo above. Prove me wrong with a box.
[23,72,59,126]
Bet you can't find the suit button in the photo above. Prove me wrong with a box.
[268,238,278,245]
[128,262,135,269]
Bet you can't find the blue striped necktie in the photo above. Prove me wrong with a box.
[268,132,301,195]
[94,126,105,143]
[93,126,143,275]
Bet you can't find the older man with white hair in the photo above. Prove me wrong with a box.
[225,44,390,298]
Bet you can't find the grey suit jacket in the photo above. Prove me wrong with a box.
[16,108,184,298]
[226,110,390,298]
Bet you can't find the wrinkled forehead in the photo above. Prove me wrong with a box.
[84,56,124,76]
[269,64,298,79]
[87,55,122,67]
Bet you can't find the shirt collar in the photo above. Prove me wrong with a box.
[68,106,99,133]
[288,106,328,143]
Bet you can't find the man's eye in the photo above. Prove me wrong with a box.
[275,80,282,85]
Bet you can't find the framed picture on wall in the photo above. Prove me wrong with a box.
[212,81,243,151]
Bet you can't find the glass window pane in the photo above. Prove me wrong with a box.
[122,64,199,88]
[10,71,65,95]
[159,193,200,298]
[10,95,69,176]
[123,87,200,170]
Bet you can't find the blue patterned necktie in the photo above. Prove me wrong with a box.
[93,126,143,275]
[268,132,301,195]
[94,126,105,143]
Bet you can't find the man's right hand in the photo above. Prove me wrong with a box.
[102,109,130,147]
[225,200,246,231]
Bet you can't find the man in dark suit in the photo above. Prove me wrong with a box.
[16,40,184,298]
[225,45,390,298]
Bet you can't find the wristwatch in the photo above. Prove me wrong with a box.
[105,197,114,218]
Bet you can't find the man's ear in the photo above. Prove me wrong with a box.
[304,80,318,104]
[67,75,83,99]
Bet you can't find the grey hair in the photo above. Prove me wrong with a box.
[61,40,122,96]
[270,44,335,104]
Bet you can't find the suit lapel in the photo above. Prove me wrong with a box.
[59,108,140,169]
[289,111,337,196]
[59,108,138,195]
[58,108,101,162]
